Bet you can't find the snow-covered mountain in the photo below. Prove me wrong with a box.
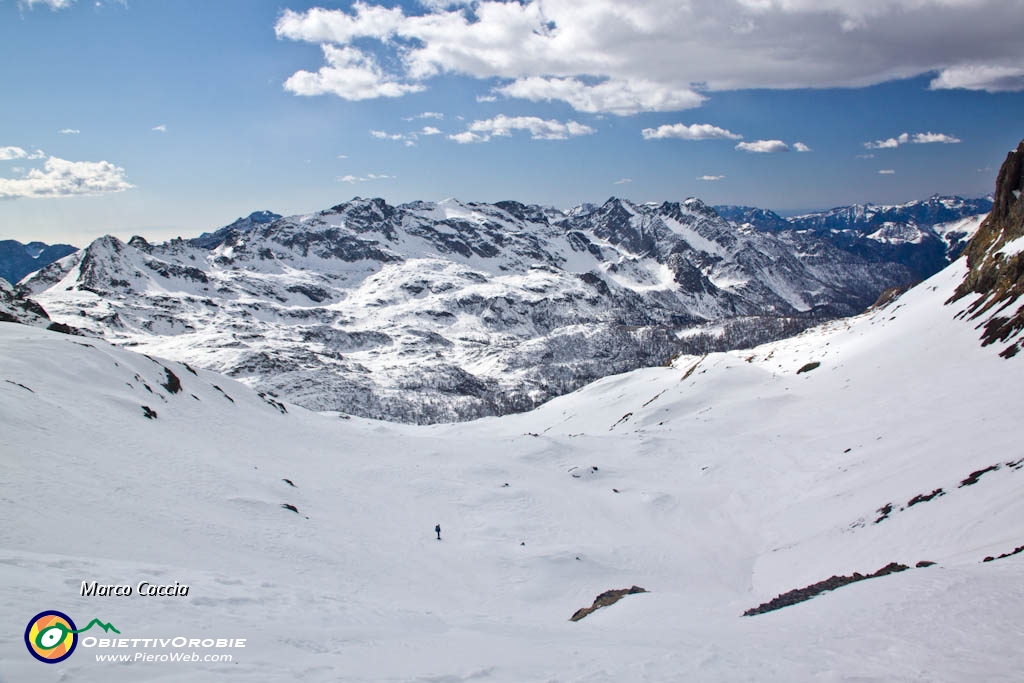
[0,239,77,285]
[21,196,937,423]
[3,213,1023,680]
[717,194,991,275]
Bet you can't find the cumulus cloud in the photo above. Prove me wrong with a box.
[152,124,167,133]
[476,94,497,103]
[0,156,133,199]
[864,131,961,149]
[0,147,46,161]
[283,44,424,100]
[697,175,725,181]
[420,126,442,135]
[0,147,29,161]
[911,132,961,144]
[793,142,812,152]
[496,77,704,116]
[59,128,80,135]
[878,169,896,175]
[613,178,632,185]
[736,139,789,153]
[641,123,742,141]
[275,1,1024,114]
[449,115,595,143]
[930,64,1024,92]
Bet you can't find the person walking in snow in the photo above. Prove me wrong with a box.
[435,524,442,540]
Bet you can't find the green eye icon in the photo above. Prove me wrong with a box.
[36,624,70,651]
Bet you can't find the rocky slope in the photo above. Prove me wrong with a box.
[949,140,1024,357]
[20,196,969,423]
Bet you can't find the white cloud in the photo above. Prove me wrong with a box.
[59,128,80,135]
[793,141,812,152]
[878,169,896,175]
[0,147,29,161]
[857,153,876,159]
[282,45,424,100]
[448,131,487,144]
[641,123,742,141]
[613,178,632,185]
[496,77,704,116]
[736,139,789,153]
[865,131,960,149]
[0,147,46,161]
[337,154,348,159]
[338,172,394,183]
[450,115,595,143]
[20,0,75,9]
[930,64,1024,92]
[420,126,442,135]
[697,175,725,181]
[911,131,961,144]
[275,1,1024,114]
[152,124,167,133]
[475,94,497,103]
[0,156,133,199]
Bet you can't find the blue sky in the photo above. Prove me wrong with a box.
[1,0,1023,246]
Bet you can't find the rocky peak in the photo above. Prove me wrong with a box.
[949,139,1024,357]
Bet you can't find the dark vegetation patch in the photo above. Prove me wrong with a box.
[570,586,648,622]
[743,563,909,616]
[796,361,821,374]
[906,488,945,507]
[182,362,198,376]
[212,385,235,403]
[160,366,182,394]
[960,465,1000,487]
[141,405,158,419]
[4,379,34,392]
[983,544,1024,563]
[258,392,287,414]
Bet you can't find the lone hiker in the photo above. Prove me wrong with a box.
[435,524,442,541]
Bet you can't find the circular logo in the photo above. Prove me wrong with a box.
[25,611,78,663]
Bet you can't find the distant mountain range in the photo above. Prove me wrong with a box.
[0,239,77,285]
[16,192,991,423]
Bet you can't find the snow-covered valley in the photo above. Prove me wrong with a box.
[3,251,1023,681]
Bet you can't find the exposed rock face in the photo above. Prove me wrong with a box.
[570,585,648,621]
[19,195,972,423]
[949,140,1024,357]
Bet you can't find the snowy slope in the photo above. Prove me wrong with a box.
[21,197,925,423]
[2,254,1023,681]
